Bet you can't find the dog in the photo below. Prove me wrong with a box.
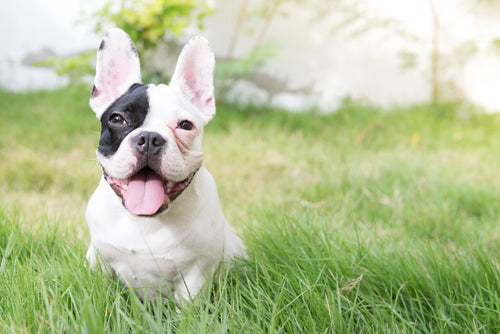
[85,28,246,302]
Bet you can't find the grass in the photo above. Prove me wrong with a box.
[0,85,499,332]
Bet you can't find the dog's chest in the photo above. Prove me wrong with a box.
[96,238,181,285]
[87,192,193,284]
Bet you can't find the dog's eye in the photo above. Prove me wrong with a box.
[178,120,193,131]
[109,113,127,126]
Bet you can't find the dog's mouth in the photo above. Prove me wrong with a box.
[103,167,196,216]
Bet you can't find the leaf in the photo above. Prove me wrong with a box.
[490,38,500,56]
[455,40,478,62]
[399,50,418,69]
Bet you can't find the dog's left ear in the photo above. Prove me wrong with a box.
[170,36,215,124]
[90,28,142,119]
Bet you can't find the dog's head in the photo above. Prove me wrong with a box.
[89,28,215,217]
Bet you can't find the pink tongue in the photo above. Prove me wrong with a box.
[124,169,165,215]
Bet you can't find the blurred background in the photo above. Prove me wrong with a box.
[1,0,500,112]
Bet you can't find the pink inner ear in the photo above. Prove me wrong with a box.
[101,58,133,100]
[90,29,142,117]
[183,61,200,94]
[170,36,215,120]
[184,68,214,112]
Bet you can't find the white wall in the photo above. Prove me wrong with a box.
[0,0,100,90]
[1,0,499,111]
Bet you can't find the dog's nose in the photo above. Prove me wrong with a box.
[133,131,166,156]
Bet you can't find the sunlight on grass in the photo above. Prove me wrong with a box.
[0,86,499,332]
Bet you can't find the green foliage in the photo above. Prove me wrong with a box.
[91,0,215,83]
[399,39,480,103]
[93,0,214,50]
[36,0,215,82]
[35,51,95,81]
[215,43,276,98]
[490,38,500,55]
[398,50,417,69]
[216,44,276,80]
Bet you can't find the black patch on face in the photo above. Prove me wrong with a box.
[98,83,149,157]
[99,39,105,51]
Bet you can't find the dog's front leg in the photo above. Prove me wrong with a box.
[86,243,114,276]
[173,266,209,304]
[86,243,99,270]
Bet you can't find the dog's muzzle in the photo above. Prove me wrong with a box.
[103,131,196,216]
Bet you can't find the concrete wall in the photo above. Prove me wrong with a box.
[1,0,499,111]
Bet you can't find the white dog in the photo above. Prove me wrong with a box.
[85,28,246,302]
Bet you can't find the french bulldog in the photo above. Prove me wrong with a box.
[85,28,246,302]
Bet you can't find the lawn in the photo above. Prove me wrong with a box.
[0,85,499,333]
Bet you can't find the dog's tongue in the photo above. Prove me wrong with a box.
[124,169,165,215]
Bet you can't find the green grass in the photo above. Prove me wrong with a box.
[0,86,499,332]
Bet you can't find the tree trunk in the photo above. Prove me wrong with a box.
[428,0,440,105]
[226,0,248,59]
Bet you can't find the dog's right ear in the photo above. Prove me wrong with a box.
[90,28,142,119]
